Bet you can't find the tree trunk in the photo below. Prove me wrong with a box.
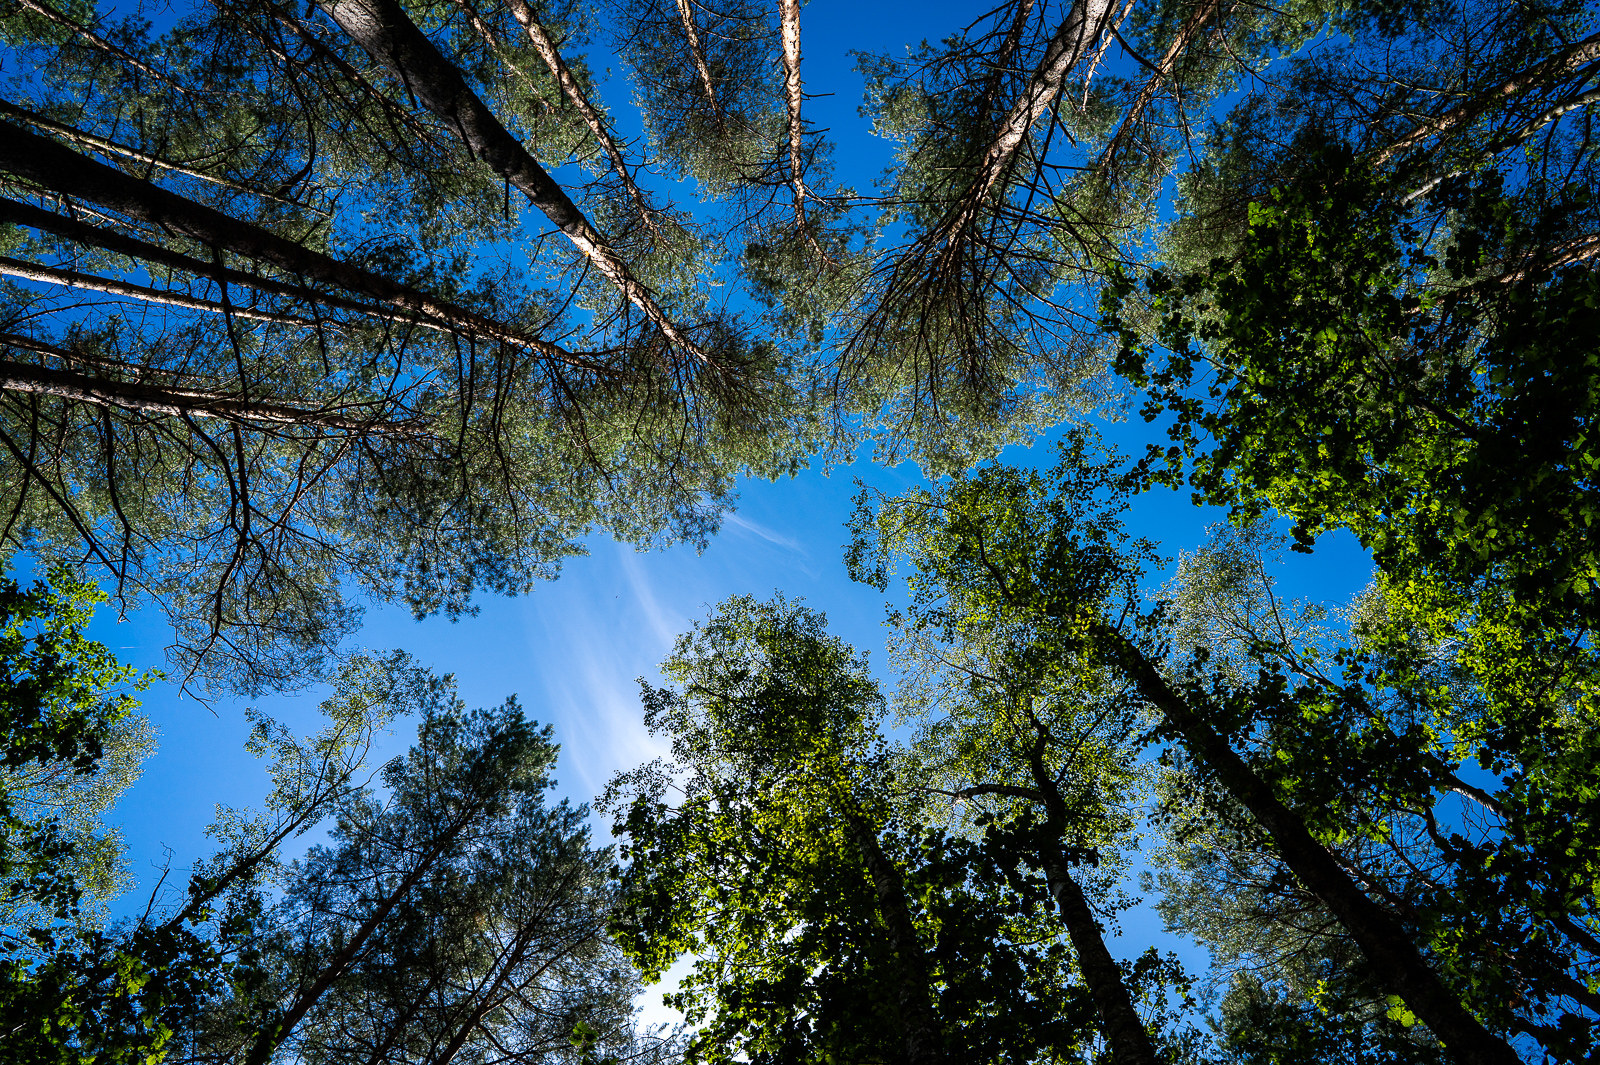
[1096,0,1223,167]
[503,0,660,236]
[777,0,807,227]
[840,807,946,1065]
[1041,854,1162,1065]
[1021,742,1162,1065]
[942,0,1116,243]
[674,0,720,115]
[0,197,588,357]
[0,100,312,210]
[0,256,330,329]
[0,342,418,434]
[12,0,177,87]
[1094,621,1521,1065]
[1371,27,1600,166]
[0,122,581,364]
[315,0,712,366]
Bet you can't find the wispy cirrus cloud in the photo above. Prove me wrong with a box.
[722,512,807,556]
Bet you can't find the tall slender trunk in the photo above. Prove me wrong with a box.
[839,807,946,1065]
[12,0,178,87]
[777,0,808,229]
[1401,80,1600,204]
[0,197,594,358]
[0,257,330,329]
[0,100,312,210]
[1042,855,1162,1065]
[502,0,660,236]
[1094,622,1521,1065]
[1096,0,1223,167]
[674,0,720,115]
[1023,744,1161,1065]
[941,0,1116,243]
[0,122,579,363]
[315,0,711,366]
[0,342,416,433]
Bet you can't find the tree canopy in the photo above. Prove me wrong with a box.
[3,0,1599,1061]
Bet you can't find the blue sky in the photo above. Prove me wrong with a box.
[71,0,1376,1030]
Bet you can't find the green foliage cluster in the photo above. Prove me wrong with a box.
[0,584,664,1065]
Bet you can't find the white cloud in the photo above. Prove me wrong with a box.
[722,512,807,555]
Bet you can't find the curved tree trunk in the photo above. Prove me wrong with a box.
[1022,741,1162,1065]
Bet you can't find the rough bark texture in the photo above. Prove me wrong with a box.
[1094,621,1521,1065]
[777,0,807,224]
[840,807,947,1065]
[0,122,579,361]
[944,0,1117,240]
[316,0,709,364]
[674,0,720,115]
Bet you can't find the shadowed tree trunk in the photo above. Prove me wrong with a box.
[1094,621,1521,1065]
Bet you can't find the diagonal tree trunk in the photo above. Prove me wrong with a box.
[0,257,333,329]
[1401,79,1600,203]
[0,197,611,363]
[940,0,1117,244]
[11,0,178,88]
[241,803,487,1065]
[0,339,418,433]
[0,121,584,364]
[316,0,712,366]
[0,100,315,211]
[1044,856,1162,1065]
[501,0,661,237]
[1370,27,1600,167]
[1095,0,1224,168]
[1093,621,1521,1065]
[1018,735,1162,1065]
[675,0,721,116]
